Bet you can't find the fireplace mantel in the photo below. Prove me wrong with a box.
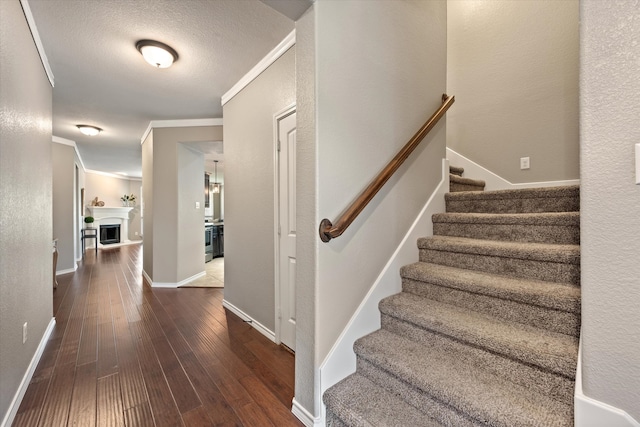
[87,206,133,220]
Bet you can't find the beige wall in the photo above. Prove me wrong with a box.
[52,143,76,271]
[447,0,579,183]
[0,0,53,419]
[142,131,154,278]
[142,126,222,284]
[294,6,317,413]
[84,172,142,240]
[223,48,296,331]
[294,0,447,416]
[580,0,640,420]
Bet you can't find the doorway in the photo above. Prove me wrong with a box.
[275,106,296,351]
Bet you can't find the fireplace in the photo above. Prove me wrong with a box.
[100,224,121,245]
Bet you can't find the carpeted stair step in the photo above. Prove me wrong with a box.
[400,262,580,336]
[354,329,573,427]
[449,174,486,192]
[445,185,579,213]
[323,373,444,427]
[378,292,578,378]
[418,235,580,284]
[432,211,580,244]
[449,165,464,177]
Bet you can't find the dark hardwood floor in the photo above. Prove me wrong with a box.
[13,244,301,427]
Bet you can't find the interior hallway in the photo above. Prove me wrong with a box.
[13,244,300,426]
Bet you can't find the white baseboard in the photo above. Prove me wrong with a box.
[575,339,640,427]
[447,148,580,191]
[149,271,206,288]
[317,159,449,425]
[1,317,56,427]
[292,398,322,427]
[142,269,152,287]
[222,299,276,343]
[56,263,77,275]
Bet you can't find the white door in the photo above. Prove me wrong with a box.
[277,110,296,351]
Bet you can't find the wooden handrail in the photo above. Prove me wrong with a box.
[319,94,455,242]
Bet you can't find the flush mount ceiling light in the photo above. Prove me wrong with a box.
[76,124,102,136]
[212,160,221,194]
[136,39,179,68]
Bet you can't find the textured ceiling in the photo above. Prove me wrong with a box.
[28,0,295,177]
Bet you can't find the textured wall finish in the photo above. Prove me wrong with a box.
[447,0,579,183]
[315,0,447,362]
[580,0,640,420]
[0,0,53,418]
[223,47,296,331]
[52,143,76,271]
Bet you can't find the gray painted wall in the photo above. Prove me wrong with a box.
[142,126,222,284]
[315,0,446,360]
[142,131,154,278]
[0,0,53,419]
[294,5,317,414]
[294,0,447,416]
[580,0,640,420]
[223,47,296,331]
[447,0,579,183]
[52,143,76,272]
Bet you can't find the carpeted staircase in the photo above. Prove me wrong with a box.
[323,166,580,427]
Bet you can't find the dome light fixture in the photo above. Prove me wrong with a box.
[76,124,102,136]
[136,39,179,68]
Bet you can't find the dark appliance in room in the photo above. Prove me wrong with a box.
[205,223,224,263]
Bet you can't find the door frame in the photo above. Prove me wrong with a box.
[273,103,296,346]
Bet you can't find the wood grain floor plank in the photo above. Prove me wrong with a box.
[68,361,98,426]
[97,373,125,427]
[123,402,154,427]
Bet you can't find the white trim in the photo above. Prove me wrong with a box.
[52,136,87,172]
[575,338,640,427]
[273,104,297,345]
[292,398,322,427]
[56,264,77,275]
[19,0,54,87]
[1,317,56,427]
[140,118,223,145]
[222,299,276,343]
[149,271,206,288]
[318,159,449,425]
[447,148,580,191]
[221,30,296,106]
[85,169,142,181]
[142,270,152,287]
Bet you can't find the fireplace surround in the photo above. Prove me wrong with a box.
[86,206,134,248]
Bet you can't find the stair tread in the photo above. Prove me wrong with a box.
[445,185,579,201]
[449,165,464,176]
[449,174,485,186]
[379,292,578,377]
[401,262,580,313]
[356,329,572,427]
[418,235,580,264]
[324,373,443,427]
[432,211,580,225]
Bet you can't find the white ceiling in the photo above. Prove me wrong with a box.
[29,0,297,178]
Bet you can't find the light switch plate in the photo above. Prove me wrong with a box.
[520,157,530,170]
[195,202,200,209]
[636,144,640,184]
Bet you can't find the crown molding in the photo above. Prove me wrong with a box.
[140,118,223,145]
[52,135,86,171]
[85,169,142,181]
[221,29,295,106]
[19,0,54,87]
